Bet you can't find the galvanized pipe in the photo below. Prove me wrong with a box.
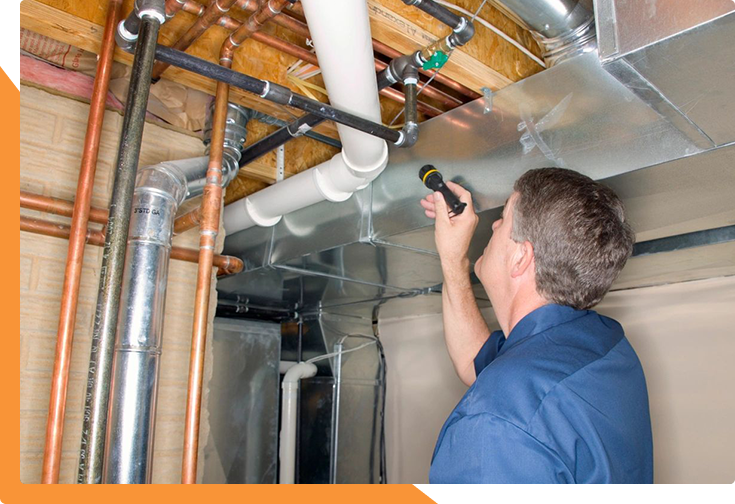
[102,109,248,483]
[488,0,596,65]
[103,162,198,484]
[81,12,163,484]
[40,0,122,485]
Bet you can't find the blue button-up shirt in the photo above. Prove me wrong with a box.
[430,304,653,483]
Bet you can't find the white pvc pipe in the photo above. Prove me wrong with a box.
[279,361,298,374]
[279,362,318,484]
[301,0,386,172]
[223,0,388,235]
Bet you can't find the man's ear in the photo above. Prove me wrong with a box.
[510,240,535,279]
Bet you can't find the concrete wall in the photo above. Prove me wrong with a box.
[379,275,735,484]
[19,85,218,483]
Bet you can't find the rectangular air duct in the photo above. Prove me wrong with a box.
[219,1,735,313]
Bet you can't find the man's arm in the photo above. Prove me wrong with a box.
[421,182,489,386]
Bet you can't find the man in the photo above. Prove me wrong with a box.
[420,168,653,483]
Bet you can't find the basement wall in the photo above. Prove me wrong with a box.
[380,275,735,484]
[19,85,219,483]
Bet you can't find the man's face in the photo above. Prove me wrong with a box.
[474,192,519,305]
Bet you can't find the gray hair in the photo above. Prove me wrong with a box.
[512,168,635,310]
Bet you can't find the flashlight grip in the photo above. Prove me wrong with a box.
[431,181,466,216]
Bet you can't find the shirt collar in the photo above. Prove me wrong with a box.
[497,304,588,357]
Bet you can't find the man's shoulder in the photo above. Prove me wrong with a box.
[465,311,632,428]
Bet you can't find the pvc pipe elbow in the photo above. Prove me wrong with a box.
[282,362,317,387]
[341,141,389,181]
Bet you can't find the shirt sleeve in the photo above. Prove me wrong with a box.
[429,413,573,483]
[473,330,506,378]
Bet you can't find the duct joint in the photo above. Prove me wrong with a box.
[203,101,254,188]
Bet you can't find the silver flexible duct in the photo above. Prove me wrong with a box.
[103,102,248,483]
[490,0,596,66]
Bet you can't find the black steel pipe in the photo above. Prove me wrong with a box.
[288,94,401,143]
[405,83,418,126]
[257,115,342,150]
[239,113,326,168]
[238,67,399,169]
[403,0,463,30]
[153,45,403,145]
[79,16,162,485]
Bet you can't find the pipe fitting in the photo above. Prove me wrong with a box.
[243,198,283,227]
[449,16,475,47]
[402,64,420,85]
[396,121,419,148]
[203,101,253,188]
[116,20,139,52]
[135,0,167,24]
[259,81,293,105]
[340,140,389,181]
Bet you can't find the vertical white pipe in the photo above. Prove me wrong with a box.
[223,0,389,235]
[300,0,387,173]
[279,362,317,484]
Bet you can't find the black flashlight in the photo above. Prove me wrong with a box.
[419,165,466,216]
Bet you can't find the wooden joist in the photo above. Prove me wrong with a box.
[20,0,340,139]
[367,0,542,91]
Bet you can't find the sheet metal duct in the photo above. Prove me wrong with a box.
[202,319,281,484]
[220,2,735,313]
[104,103,249,484]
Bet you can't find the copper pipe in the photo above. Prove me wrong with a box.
[152,0,244,79]
[181,80,229,485]
[173,0,459,113]
[372,58,460,111]
[165,0,187,17]
[281,3,479,99]
[20,216,243,275]
[20,191,109,225]
[181,0,291,484]
[236,0,310,37]
[381,85,442,117]
[180,0,205,16]
[173,207,201,235]
[372,39,481,99]
[40,0,122,485]
[20,190,213,244]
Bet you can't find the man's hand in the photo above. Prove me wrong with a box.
[420,181,479,271]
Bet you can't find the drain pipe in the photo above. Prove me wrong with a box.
[279,362,317,484]
[222,0,477,234]
[223,0,393,233]
[102,103,248,484]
